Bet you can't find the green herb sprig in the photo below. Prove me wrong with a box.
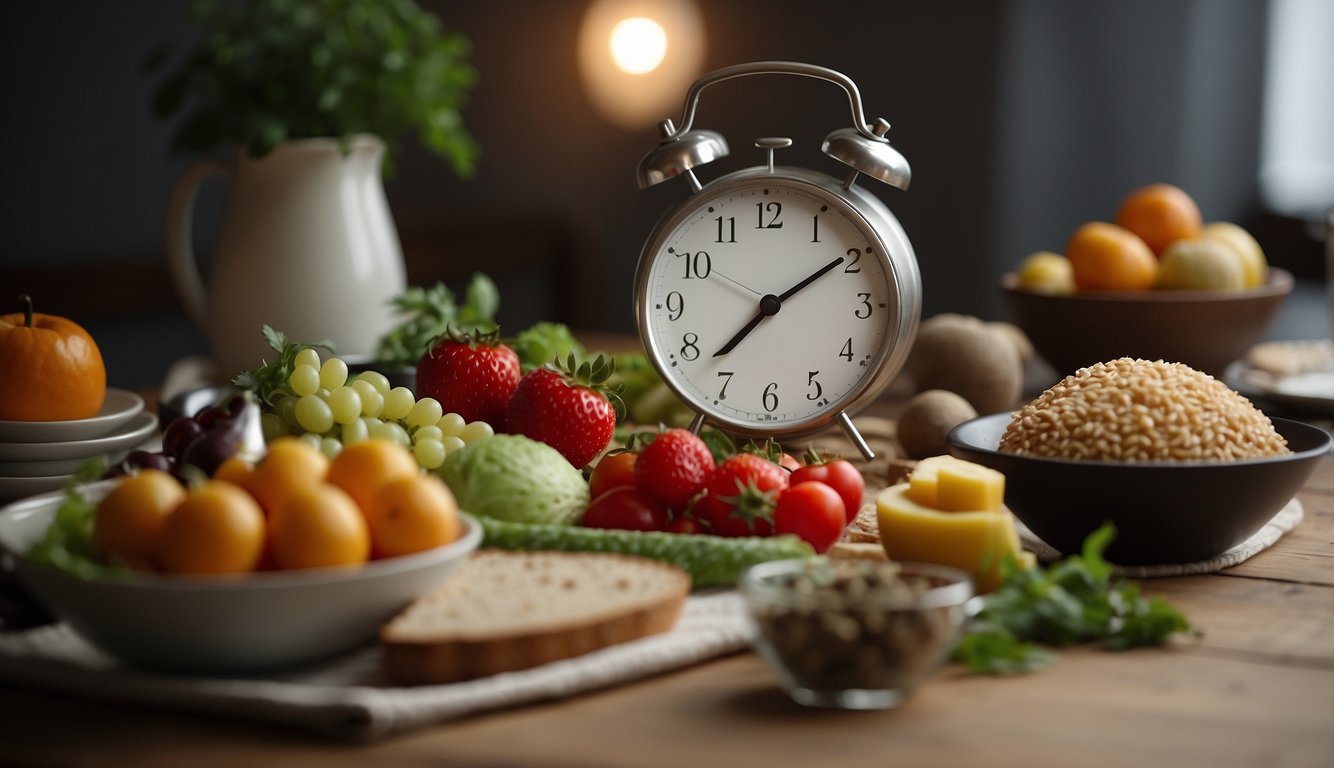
[25,460,123,580]
[374,274,499,368]
[231,325,333,407]
[954,523,1195,674]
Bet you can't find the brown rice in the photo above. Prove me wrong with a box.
[998,358,1290,462]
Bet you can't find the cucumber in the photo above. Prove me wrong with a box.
[474,516,815,589]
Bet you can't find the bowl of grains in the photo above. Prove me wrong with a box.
[739,557,974,710]
[946,358,1331,564]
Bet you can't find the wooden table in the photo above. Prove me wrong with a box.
[2,440,1332,767]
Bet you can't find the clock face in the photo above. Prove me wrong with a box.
[638,174,903,434]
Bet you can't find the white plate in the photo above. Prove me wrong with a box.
[0,412,157,462]
[0,474,72,503]
[0,389,145,443]
[1228,361,1334,416]
[0,451,132,478]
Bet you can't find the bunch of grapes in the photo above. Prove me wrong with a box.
[263,348,493,469]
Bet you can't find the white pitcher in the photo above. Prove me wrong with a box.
[166,134,406,378]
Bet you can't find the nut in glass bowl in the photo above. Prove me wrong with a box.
[738,557,974,710]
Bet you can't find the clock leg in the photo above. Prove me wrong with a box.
[688,411,707,436]
[837,412,876,461]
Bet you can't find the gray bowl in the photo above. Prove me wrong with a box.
[0,481,481,673]
[947,413,1331,565]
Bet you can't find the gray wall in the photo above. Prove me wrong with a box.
[0,0,1289,388]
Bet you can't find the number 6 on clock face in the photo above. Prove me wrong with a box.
[634,167,919,443]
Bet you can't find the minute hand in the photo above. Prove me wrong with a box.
[712,256,845,358]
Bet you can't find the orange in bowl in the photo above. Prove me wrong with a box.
[1065,222,1158,291]
[1114,183,1202,256]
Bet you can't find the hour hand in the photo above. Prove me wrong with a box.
[713,296,779,357]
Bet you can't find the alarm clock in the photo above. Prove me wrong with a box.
[633,61,920,460]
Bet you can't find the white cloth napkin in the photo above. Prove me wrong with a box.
[1016,497,1304,577]
[0,591,752,742]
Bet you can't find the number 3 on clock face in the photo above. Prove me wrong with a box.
[635,170,919,439]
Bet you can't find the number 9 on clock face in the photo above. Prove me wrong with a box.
[634,170,919,440]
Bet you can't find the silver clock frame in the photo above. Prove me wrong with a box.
[633,165,920,458]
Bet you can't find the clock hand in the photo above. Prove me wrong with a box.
[711,268,762,298]
[777,255,845,301]
[712,256,845,358]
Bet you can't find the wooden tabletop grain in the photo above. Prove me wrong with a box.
[2,432,1332,767]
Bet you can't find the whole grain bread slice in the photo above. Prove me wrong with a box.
[381,549,691,685]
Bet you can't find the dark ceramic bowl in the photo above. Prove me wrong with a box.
[1002,268,1292,378]
[946,412,1331,565]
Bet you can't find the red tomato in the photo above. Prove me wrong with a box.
[695,454,788,537]
[773,481,846,553]
[582,486,669,532]
[791,459,865,524]
[663,515,702,534]
[589,451,638,499]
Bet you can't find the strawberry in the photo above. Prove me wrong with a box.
[695,453,788,537]
[634,428,716,510]
[415,328,521,426]
[504,354,618,468]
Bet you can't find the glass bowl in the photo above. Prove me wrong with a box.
[738,557,974,710]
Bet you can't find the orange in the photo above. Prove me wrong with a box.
[213,456,255,487]
[365,473,461,559]
[158,480,266,575]
[270,483,370,569]
[326,438,420,511]
[1114,183,1202,256]
[246,437,329,519]
[1065,222,1159,291]
[0,295,106,421]
[92,470,186,570]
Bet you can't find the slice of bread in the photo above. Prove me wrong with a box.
[381,549,691,685]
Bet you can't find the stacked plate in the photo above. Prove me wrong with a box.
[0,390,157,502]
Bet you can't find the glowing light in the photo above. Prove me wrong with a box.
[579,0,704,128]
[610,17,668,74]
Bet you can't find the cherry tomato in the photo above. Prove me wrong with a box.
[663,515,702,534]
[791,459,865,524]
[588,451,638,500]
[773,481,846,553]
[583,486,669,532]
[695,454,787,537]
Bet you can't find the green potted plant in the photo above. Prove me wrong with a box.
[148,0,480,376]
[148,0,478,173]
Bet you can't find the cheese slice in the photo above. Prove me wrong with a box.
[876,482,1025,593]
[936,461,1005,513]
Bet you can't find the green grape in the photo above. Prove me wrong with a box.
[372,420,411,446]
[458,420,494,443]
[320,437,343,459]
[441,435,466,454]
[320,357,349,390]
[276,395,300,427]
[412,438,446,469]
[260,412,290,442]
[362,416,384,434]
[382,386,415,421]
[437,412,467,437]
[294,347,321,370]
[342,418,369,444]
[355,370,391,395]
[327,386,362,425]
[413,425,444,443]
[298,432,323,452]
[288,364,321,397]
[406,397,444,429]
[295,394,335,434]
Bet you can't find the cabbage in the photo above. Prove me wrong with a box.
[438,434,588,525]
